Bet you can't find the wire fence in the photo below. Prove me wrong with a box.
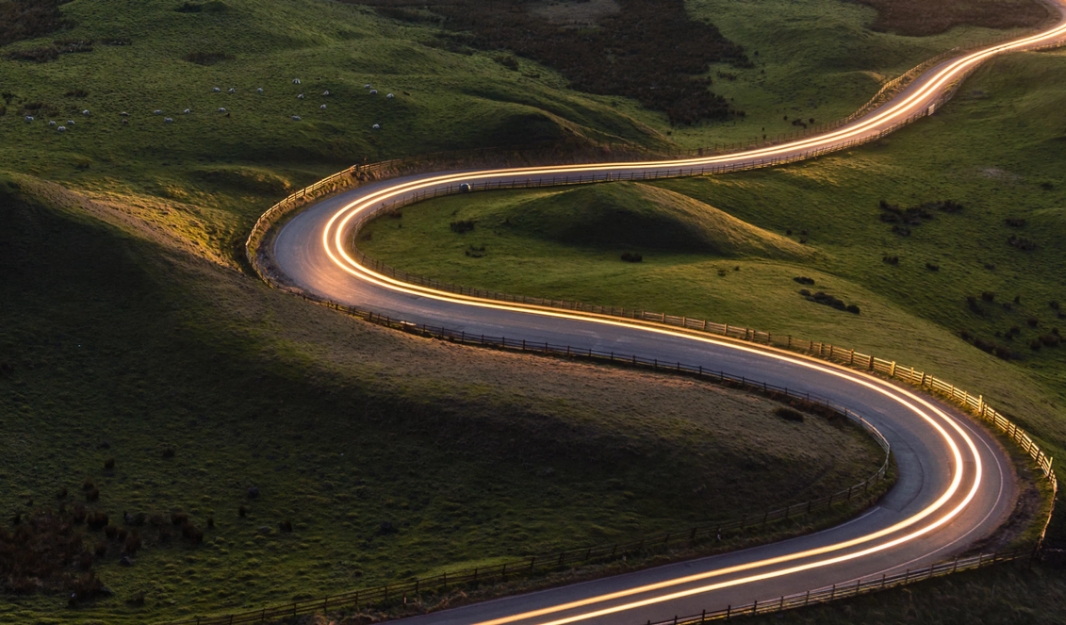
[642,547,1036,625]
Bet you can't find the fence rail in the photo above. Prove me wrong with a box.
[163,308,892,625]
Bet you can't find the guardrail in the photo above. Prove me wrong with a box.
[162,308,891,625]
[642,547,1035,624]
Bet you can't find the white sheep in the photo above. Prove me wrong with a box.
[67,120,75,125]
[120,112,129,117]
[229,87,236,93]
[386,93,394,99]
[218,107,227,113]
[297,93,305,99]
[369,89,378,95]
[292,78,301,85]
[322,90,330,96]
[213,87,221,92]
[257,87,264,93]
[183,108,191,114]
[82,109,90,116]
[364,83,371,89]
[48,120,57,126]
[372,123,380,130]
[164,117,173,123]
[24,116,33,122]
[153,110,163,115]
[57,126,67,132]
[320,104,327,110]
[292,115,301,121]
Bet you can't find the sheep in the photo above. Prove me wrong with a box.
[57,126,67,132]
[256,87,264,93]
[364,83,371,89]
[386,93,394,99]
[369,89,378,95]
[292,78,301,85]
[164,117,173,123]
[228,87,236,93]
[153,110,163,115]
[320,104,327,110]
[218,107,227,113]
[183,108,191,114]
[24,116,33,122]
[48,120,56,126]
[120,112,129,117]
[297,93,305,99]
[82,109,90,116]
[292,115,301,121]
[213,87,221,93]
[66,120,75,126]
[372,123,380,130]
[121,118,128,124]
[322,90,330,96]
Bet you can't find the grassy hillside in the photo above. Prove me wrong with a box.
[359,49,1066,539]
[0,0,1042,265]
[0,179,883,621]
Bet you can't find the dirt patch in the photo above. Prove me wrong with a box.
[353,0,750,125]
[852,0,1049,36]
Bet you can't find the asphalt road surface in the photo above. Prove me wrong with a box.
[268,8,1066,625]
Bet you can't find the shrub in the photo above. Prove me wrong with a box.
[123,532,142,555]
[846,304,861,315]
[161,445,175,459]
[103,458,114,470]
[85,487,99,502]
[620,251,643,263]
[1027,317,1039,328]
[4,47,59,62]
[1005,217,1027,228]
[925,262,939,271]
[278,519,294,533]
[882,255,899,265]
[183,51,233,66]
[181,523,204,544]
[207,516,215,529]
[56,486,68,499]
[1051,300,1060,311]
[104,525,118,539]
[494,54,519,70]
[64,89,89,98]
[774,407,804,422]
[1039,334,1060,347]
[94,541,107,557]
[238,505,247,518]
[82,479,95,491]
[793,276,815,285]
[86,511,108,531]
[171,511,189,526]
[981,291,996,302]
[1030,339,1042,351]
[798,289,811,297]
[449,219,475,234]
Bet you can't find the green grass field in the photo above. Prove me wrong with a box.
[0,178,885,621]
[360,48,1066,534]
[0,0,1034,265]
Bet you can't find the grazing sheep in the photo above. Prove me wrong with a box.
[48,120,56,126]
[369,89,378,95]
[183,108,191,114]
[82,109,90,116]
[213,87,221,92]
[292,115,301,121]
[218,107,227,113]
[120,112,129,117]
[121,118,128,124]
[292,78,301,84]
[24,116,33,122]
[153,110,163,115]
[297,93,305,99]
[66,120,75,126]
[386,93,394,99]
[322,90,330,96]
[58,126,67,132]
[372,123,380,130]
[228,87,236,93]
[364,83,371,89]
[320,104,327,110]
[164,117,173,123]
[256,87,264,93]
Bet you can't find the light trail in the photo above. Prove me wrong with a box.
[270,6,1066,623]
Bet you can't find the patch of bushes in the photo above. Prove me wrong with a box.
[800,291,860,314]
[449,219,475,234]
[354,0,749,125]
[773,407,804,422]
[0,0,70,48]
[464,244,486,258]
[960,330,1014,360]
[1008,235,1037,251]
[4,47,59,62]
[1005,217,1027,228]
[882,255,899,265]
[793,276,815,285]
[854,0,1047,36]
[620,251,643,263]
[64,89,89,98]
[925,262,940,271]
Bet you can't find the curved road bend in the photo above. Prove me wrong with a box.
[269,6,1066,625]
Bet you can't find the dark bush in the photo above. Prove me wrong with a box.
[82,479,95,491]
[181,523,203,544]
[64,89,89,98]
[846,304,861,314]
[56,487,68,499]
[966,296,982,315]
[465,244,486,258]
[1039,334,1060,347]
[171,511,189,526]
[926,262,940,271]
[207,516,215,529]
[85,487,99,502]
[104,525,118,540]
[1028,317,1039,328]
[86,512,108,531]
[1031,339,1042,351]
[103,458,114,470]
[148,514,165,527]
[1008,235,1037,251]
[981,291,996,302]
[161,445,175,459]
[449,219,475,234]
[238,505,247,518]
[93,541,107,557]
[984,263,996,271]
[4,47,59,62]
[882,255,899,265]
[959,329,973,341]
[793,276,815,285]
[620,251,643,263]
[1051,300,1060,311]
[123,531,141,555]
[798,289,811,297]
[774,407,804,422]
[278,519,293,533]
[494,54,519,70]
[1005,217,1027,228]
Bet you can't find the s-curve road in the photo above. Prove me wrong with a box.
[266,7,1066,625]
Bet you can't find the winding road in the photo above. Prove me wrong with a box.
[265,7,1066,625]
